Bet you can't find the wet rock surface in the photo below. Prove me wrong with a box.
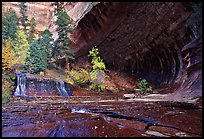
[2,92,202,137]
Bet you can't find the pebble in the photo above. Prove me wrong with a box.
[123,94,136,99]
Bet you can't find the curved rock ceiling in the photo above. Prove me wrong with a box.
[71,2,202,99]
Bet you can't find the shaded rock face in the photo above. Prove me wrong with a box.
[165,36,202,100]
[71,2,202,99]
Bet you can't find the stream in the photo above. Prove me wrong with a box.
[2,73,202,137]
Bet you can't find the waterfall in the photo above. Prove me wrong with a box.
[56,80,71,96]
[13,73,72,97]
[14,73,27,96]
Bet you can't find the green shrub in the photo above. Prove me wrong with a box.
[2,90,12,104]
[96,84,105,92]
[136,79,153,95]
[65,46,106,92]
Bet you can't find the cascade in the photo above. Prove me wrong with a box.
[56,80,72,96]
[14,73,27,96]
[14,73,72,97]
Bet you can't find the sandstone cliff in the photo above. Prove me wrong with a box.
[70,2,202,100]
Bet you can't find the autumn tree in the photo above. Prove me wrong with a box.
[13,29,29,65]
[2,39,17,71]
[2,8,19,40]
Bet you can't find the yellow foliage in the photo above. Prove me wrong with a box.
[14,30,29,65]
[2,39,17,70]
[72,68,91,83]
[2,71,15,103]
[39,71,45,76]
[65,67,91,85]
[65,76,75,85]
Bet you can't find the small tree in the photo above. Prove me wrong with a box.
[27,17,37,44]
[2,8,19,40]
[19,2,28,32]
[136,79,153,95]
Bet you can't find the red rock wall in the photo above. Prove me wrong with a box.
[2,2,77,38]
[2,2,52,33]
[70,2,202,99]
[165,36,202,100]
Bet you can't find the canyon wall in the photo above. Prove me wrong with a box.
[2,2,77,39]
[2,2,202,100]
[70,2,202,100]
[2,2,52,34]
[2,2,97,40]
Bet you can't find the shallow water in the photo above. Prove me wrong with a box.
[2,94,202,137]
